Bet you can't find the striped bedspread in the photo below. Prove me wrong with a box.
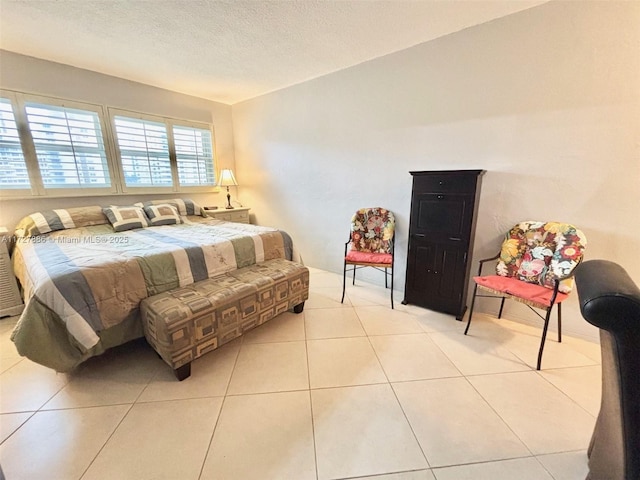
[12,218,293,352]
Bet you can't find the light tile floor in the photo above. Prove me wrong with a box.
[0,267,601,480]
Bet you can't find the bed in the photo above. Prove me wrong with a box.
[9,201,296,372]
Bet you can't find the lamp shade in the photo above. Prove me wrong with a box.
[218,169,238,187]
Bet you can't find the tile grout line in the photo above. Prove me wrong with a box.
[428,454,567,475]
[531,453,560,480]
[462,372,538,460]
[421,330,466,378]
[78,402,136,479]
[333,466,433,479]
[303,309,321,480]
[0,409,36,446]
[197,333,244,480]
[357,305,434,472]
[533,368,599,419]
[67,345,167,479]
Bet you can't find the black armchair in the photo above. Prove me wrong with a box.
[574,260,640,480]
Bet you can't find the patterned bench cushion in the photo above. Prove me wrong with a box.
[141,258,309,371]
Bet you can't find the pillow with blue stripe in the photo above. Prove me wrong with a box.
[14,206,108,237]
[103,206,149,232]
[134,198,204,217]
[143,204,182,226]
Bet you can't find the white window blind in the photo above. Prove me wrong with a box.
[114,116,173,187]
[0,90,219,198]
[0,98,30,189]
[173,125,215,186]
[25,102,111,188]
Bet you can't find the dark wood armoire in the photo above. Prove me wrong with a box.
[402,170,485,320]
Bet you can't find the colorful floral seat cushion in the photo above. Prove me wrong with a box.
[349,207,395,254]
[495,221,587,293]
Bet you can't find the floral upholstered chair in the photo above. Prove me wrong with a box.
[341,207,396,308]
[464,221,587,369]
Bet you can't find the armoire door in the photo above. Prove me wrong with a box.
[405,237,468,317]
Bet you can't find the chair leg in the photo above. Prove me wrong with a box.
[385,270,388,288]
[341,261,347,304]
[497,297,506,319]
[557,302,562,343]
[390,265,394,309]
[352,265,356,285]
[464,283,479,335]
[537,306,554,370]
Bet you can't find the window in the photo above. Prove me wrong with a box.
[111,110,216,191]
[25,102,111,188]
[0,90,218,198]
[0,97,30,189]
[173,125,215,186]
[113,116,172,187]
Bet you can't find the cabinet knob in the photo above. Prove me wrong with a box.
[439,181,444,185]
[437,195,444,199]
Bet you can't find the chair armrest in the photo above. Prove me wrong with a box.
[575,260,640,331]
[344,235,352,256]
[476,253,500,276]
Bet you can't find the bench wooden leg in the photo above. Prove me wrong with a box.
[174,363,191,381]
[293,302,305,314]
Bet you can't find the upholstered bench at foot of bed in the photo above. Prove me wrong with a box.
[140,258,309,380]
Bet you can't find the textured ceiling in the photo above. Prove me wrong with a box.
[0,0,547,104]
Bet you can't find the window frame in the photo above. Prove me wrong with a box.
[23,96,119,195]
[0,90,40,197]
[173,123,216,188]
[109,108,218,195]
[0,90,120,197]
[0,89,219,199]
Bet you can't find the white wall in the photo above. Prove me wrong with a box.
[232,1,640,340]
[0,51,237,228]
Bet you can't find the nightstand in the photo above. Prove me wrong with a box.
[0,227,24,318]
[203,207,251,224]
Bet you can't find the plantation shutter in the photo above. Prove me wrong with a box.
[173,125,215,186]
[0,98,30,189]
[113,116,173,187]
[25,102,111,188]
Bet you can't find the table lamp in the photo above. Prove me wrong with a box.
[218,169,238,209]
